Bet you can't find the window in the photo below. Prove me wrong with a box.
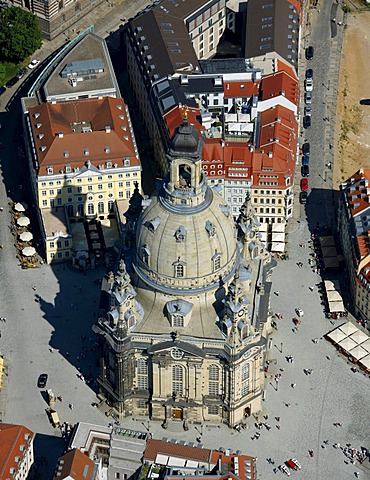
[42,190,46,196]
[108,200,114,212]
[241,362,249,396]
[67,187,72,193]
[208,406,218,415]
[77,187,82,193]
[209,364,219,396]
[42,200,47,206]
[119,182,123,188]
[137,359,148,390]
[172,315,184,327]
[88,186,93,191]
[41,182,46,187]
[98,184,103,190]
[126,191,131,199]
[49,190,54,195]
[174,262,185,278]
[65,240,69,247]
[49,242,55,249]
[108,183,113,189]
[212,252,221,272]
[77,178,82,183]
[98,202,104,214]
[57,198,62,205]
[57,241,62,248]
[172,365,183,395]
[58,252,63,258]
[87,203,94,215]
[65,251,69,257]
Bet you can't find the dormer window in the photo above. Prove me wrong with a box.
[47,167,53,175]
[104,146,110,154]
[141,244,150,265]
[106,161,112,168]
[64,150,69,158]
[175,225,186,242]
[65,165,71,173]
[124,157,130,166]
[205,220,216,237]
[84,148,89,156]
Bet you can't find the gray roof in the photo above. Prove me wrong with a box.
[60,58,104,77]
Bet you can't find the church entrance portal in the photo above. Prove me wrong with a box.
[172,407,183,420]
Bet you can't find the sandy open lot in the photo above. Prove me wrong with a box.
[334,10,370,186]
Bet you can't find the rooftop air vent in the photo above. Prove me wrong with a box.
[105,126,111,133]
[58,131,63,138]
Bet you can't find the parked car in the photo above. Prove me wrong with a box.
[0,86,6,96]
[359,98,370,105]
[295,308,304,317]
[301,164,309,177]
[6,76,19,88]
[302,153,310,166]
[305,78,313,92]
[16,67,28,79]
[37,373,48,388]
[304,106,312,116]
[306,68,313,79]
[279,464,290,476]
[290,459,302,470]
[299,191,308,204]
[306,45,314,60]
[303,115,311,129]
[305,91,312,104]
[28,59,40,69]
[302,142,310,155]
[300,178,308,191]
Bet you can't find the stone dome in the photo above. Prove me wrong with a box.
[134,186,238,294]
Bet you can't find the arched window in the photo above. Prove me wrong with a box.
[87,203,94,215]
[208,364,219,396]
[108,200,114,212]
[212,251,221,272]
[173,259,186,278]
[241,362,249,396]
[98,202,104,214]
[172,365,183,395]
[137,358,148,390]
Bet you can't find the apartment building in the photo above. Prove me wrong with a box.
[10,0,106,40]
[21,32,141,264]
[53,448,102,480]
[338,169,370,328]
[244,0,301,69]
[0,424,34,480]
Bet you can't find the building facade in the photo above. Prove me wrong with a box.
[0,424,34,480]
[94,122,274,428]
[338,169,370,328]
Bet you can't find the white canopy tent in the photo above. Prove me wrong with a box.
[348,345,369,360]
[349,329,369,345]
[328,300,345,313]
[271,242,285,253]
[338,322,358,336]
[337,336,358,352]
[259,223,268,232]
[359,339,370,352]
[359,354,370,370]
[324,279,341,291]
[271,232,285,243]
[272,223,286,233]
[326,328,347,344]
[327,290,343,302]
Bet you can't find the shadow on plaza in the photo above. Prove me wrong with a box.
[33,432,66,480]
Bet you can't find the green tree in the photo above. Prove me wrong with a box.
[0,7,42,63]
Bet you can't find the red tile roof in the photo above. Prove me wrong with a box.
[210,451,256,480]
[28,97,140,175]
[224,80,260,98]
[144,439,211,463]
[164,105,204,137]
[54,448,95,480]
[261,70,299,106]
[0,424,34,480]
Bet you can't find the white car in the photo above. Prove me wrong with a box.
[28,59,40,69]
[279,464,290,476]
[291,458,301,470]
[304,106,312,116]
[305,79,313,92]
[295,308,304,317]
[305,91,312,104]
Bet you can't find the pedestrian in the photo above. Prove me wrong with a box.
[69,403,73,410]
[49,348,53,353]
[291,383,296,388]
[0,206,3,212]
[274,291,279,296]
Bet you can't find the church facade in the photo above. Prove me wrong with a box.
[94,121,274,428]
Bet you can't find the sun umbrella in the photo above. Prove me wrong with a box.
[19,231,33,242]
[17,216,30,227]
[22,246,36,257]
[14,202,25,212]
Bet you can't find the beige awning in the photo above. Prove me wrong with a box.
[271,232,285,242]
[324,279,341,291]
[271,223,285,233]
[359,339,370,352]
[338,322,358,336]
[271,242,285,252]
[327,290,342,302]
[348,345,368,360]
[337,336,358,352]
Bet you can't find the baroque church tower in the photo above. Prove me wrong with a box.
[94,121,274,428]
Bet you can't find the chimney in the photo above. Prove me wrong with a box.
[105,125,111,133]
[58,131,63,138]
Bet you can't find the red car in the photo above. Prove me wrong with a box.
[300,178,308,191]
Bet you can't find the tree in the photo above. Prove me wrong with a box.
[0,7,42,64]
